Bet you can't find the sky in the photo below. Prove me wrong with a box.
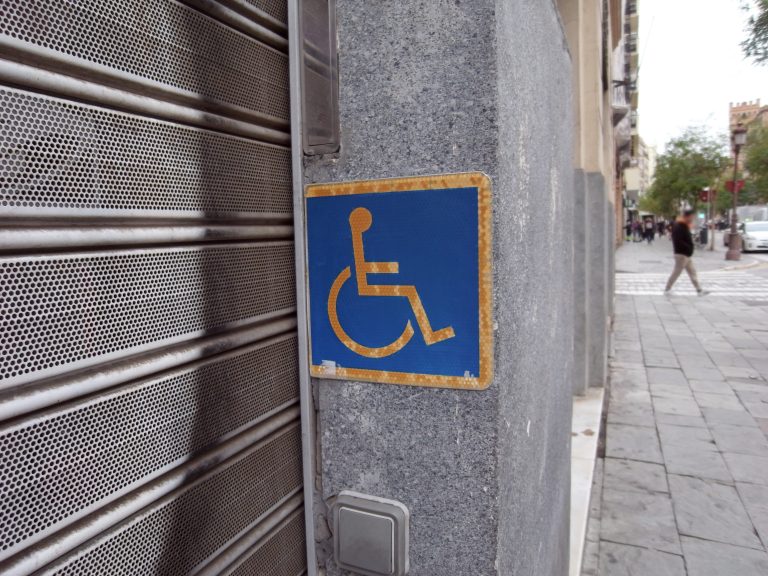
[639,0,768,151]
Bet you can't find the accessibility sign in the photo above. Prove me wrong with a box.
[305,173,493,390]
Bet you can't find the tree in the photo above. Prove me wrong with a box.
[637,193,664,216]
[715,180,736,215]
[714,176,748,215]
[644,127,729,218]
[742,0,768,65]
[744,126,768,202]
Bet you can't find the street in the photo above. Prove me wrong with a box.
[2,1,767,573]
[582,236,768,575]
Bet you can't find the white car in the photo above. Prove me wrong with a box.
[741,221,768,252]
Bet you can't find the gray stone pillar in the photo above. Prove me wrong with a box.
[586,173,608,388]
[573,169,589,395]
[304,1,574,574]
[606,199,616,320]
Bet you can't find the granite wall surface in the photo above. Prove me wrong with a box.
[586,172,609,389]
[303,1,574,574]
[492,2,574,574]
[573,170,589,396]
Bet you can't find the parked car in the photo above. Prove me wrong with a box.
[723,205,768,246]
[741,221,768,253]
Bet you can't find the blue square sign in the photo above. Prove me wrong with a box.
[305,173,493,389]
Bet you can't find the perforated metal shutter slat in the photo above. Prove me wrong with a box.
[0,245,296,386]
[0,88,292,215]
[245,0,289,25]
[230,512,307,576]
[1,0,304,572]
[0,0,289,120]
[0,337,299,556]
[50,425,303,576]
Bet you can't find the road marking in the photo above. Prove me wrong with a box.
[616,271,768,296]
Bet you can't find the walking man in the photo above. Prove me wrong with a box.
[644,219,655,244]
[665,210,709,296]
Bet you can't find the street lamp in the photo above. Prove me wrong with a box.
[725,123,748,261]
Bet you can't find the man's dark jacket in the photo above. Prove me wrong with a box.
[671,220,694,257]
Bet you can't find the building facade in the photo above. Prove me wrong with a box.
[0,1,621,575]
[729,100,768,171]
[558,0,634,397]
[624,137,657,209]
[730,99,768,131]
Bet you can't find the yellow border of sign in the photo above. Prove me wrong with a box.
[305,172,493,390]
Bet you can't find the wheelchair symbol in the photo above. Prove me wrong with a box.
[327,207,455,359]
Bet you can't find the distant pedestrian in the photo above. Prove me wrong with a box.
[664,210,708,296]
[625,221,632,241]
[632,221,642,242]
[657,220,666,237]
[644,219,655,244]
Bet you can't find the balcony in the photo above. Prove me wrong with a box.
[626,33,639,54]
[625,51,638,77]
[627,1,639,33]
[613,110,629,127]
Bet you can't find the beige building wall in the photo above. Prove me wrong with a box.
[558,0,621,199]
[561,0,610,178]
[558,0,584,168]
[558,0,621,240]
[558,0,621,398]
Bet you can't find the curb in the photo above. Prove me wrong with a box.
[722,260,761,272]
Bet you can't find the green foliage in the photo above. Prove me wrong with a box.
[745,126,768,202]
[713,177,755,215]
[742,0,768,65]
[715,181,735,215]
[644,127,729,218]
[637,193,664,216]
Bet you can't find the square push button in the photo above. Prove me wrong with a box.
[332,491,409,576]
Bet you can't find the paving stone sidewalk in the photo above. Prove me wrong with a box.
[581,275,768,575]
[615,231,765,275]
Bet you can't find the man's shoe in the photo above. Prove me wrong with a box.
[697,289,710,297]
[664,290,672,297]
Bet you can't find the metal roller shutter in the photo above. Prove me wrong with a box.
[0,1,307,574]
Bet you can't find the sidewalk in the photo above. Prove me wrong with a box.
[581,249,768,575]
[616,232,762,275]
